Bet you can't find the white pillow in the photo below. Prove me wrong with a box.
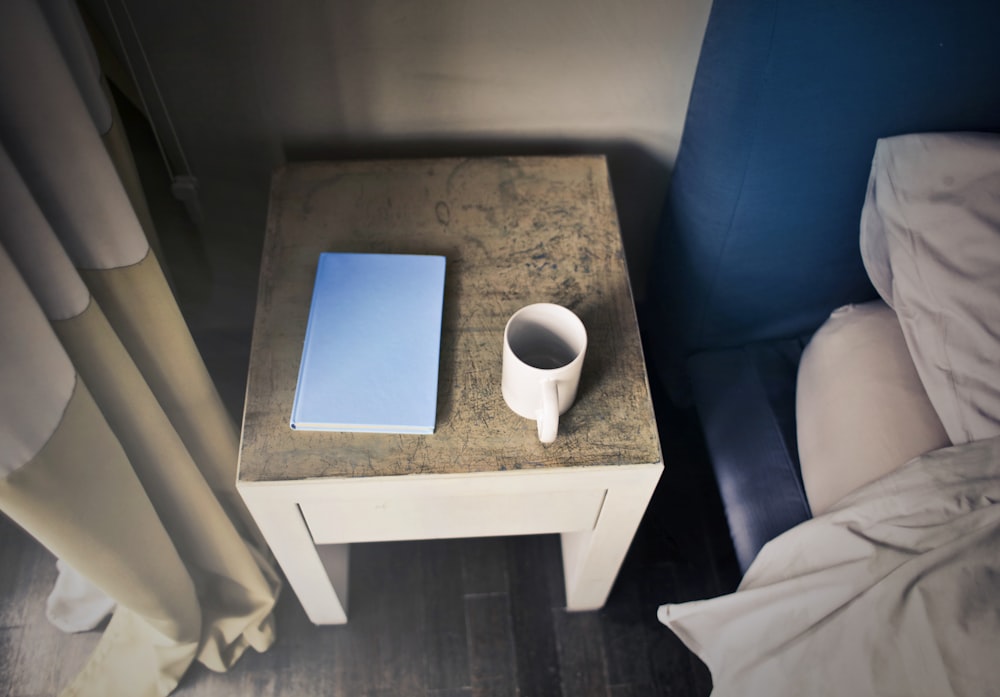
[796,300,949,514]
[861,132,1000,444]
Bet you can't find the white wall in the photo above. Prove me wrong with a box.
[87,0,710,302]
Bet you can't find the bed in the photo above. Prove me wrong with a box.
[642,0,1000,694]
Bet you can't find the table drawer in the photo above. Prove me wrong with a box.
[299,488,607,544]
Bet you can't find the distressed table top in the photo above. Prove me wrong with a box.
[238,156,661,483]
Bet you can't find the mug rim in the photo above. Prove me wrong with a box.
[503,303,587,372]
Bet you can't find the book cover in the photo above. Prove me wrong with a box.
[290,252,446,434]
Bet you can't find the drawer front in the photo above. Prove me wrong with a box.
[300,488,607,544]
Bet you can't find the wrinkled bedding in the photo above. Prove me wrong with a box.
[658,436,1000,697]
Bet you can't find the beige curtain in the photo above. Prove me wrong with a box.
[0,1,280,695]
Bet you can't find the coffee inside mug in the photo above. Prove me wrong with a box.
[507,321,579,369]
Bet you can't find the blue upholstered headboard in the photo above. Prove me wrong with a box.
[648,0,1000,394]
[644,0,1000,573]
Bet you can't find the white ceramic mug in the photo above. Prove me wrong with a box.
[502,303,587,443]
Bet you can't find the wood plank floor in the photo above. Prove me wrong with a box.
[0,396,740,697]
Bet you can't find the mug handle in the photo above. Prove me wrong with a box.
[537,378,559,444]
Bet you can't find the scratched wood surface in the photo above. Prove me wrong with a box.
[239,156,661,482]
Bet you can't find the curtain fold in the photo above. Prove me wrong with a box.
[0,2,280,695]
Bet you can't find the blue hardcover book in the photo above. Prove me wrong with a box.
[290,252,446,433]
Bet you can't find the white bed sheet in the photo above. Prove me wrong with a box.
[659,436,1000,697]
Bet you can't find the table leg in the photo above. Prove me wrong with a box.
[239,487,350,624]
[559,465,662,611]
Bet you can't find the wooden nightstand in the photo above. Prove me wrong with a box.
[237,156,662,624]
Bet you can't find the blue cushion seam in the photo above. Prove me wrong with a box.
[694,0,780,345]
